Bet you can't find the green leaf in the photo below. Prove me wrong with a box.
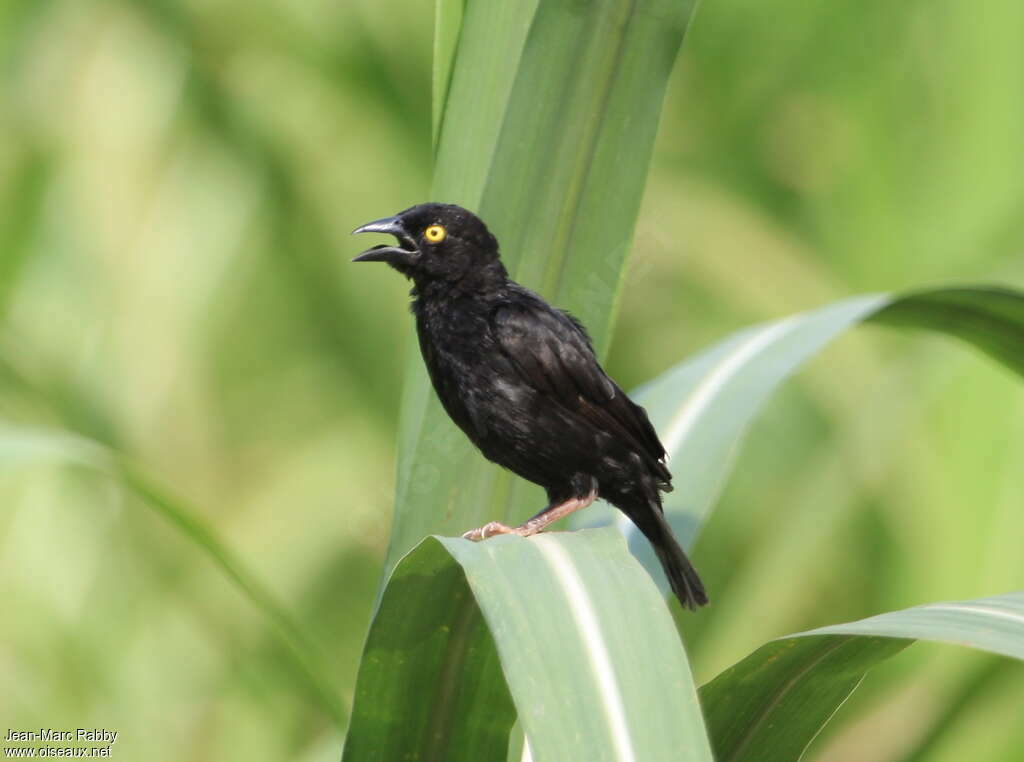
[871,286,1024,377]
[431,0,540,206]
[700,592,1024,762]
[342,536,514,762]
[576,286,1024,587]
[389,0,699,581]
[343,529,712,762]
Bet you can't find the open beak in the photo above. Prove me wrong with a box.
[351,215,419,266]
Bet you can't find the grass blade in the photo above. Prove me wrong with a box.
[577,286,1024,590]
[700,592,1024,762]
[344,529,711,762]
[341,537,513,762]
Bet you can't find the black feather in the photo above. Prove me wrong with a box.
[353,202,707,609]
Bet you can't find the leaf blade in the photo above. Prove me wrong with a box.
[700,592,1024,762]
[345,529,712,762]
[577,286,1024,591]
[803,592,1024,660]
[342,539,513,762]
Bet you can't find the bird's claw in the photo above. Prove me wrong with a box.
[461,521,516,541]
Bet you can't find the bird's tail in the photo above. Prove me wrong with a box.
[621,495,708,610]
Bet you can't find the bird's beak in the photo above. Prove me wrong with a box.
[351,215,419,266]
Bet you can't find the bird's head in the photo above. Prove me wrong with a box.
[351,203,504,285]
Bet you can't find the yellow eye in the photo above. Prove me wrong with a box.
[424,224,446,243]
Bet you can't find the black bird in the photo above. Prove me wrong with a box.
[352,203,707,609]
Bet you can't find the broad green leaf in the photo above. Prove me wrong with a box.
[388,0,698,581]
[700,592,1024,762]
[871,286,1024,377]
[0,425,347,728]
[343,529,711,762]
[431,0,539,207]
[575,286,1024,588]
[341,536,514,762]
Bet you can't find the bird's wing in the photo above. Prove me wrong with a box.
[491,299,670,479]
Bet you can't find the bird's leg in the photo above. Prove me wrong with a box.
[461,489,599,541]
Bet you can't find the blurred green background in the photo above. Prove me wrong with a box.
[1,1,1022,761]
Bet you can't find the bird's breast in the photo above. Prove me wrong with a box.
[415,305,502,432]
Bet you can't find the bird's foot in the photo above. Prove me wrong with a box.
[461,490,600,542]
[461,521,526,541]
